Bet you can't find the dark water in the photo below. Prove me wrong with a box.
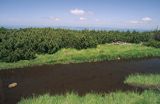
[0,58,160,104]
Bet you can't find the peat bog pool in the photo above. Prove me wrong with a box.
[0,58,160,104]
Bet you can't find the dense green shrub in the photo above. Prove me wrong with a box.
[144,40,160,48]
[0,27,156,62]
[0,46,35,62]
[154,33,160,41]
[74,33,98,49]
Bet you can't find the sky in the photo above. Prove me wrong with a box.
[1,0,160,30]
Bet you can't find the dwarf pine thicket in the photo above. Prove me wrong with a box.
[0,27,160,62]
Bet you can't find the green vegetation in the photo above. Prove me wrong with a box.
[145,40,160,48]
[154,33,160,41]
[1,28,159,103]
[1,27,159,62]
[124,74,160,88]
[18,90,160,104]
[1,44,160,69]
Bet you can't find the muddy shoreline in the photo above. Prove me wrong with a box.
[0,58,160,104]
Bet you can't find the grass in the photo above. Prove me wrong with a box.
[0,43,160,70]
[124,74,160,89]
[18,90,160,104]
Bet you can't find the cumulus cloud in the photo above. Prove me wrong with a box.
[79,17,87,21]
[142,17,152,22]
[70,8,86,16]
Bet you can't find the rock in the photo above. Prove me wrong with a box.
[8,82,17,88]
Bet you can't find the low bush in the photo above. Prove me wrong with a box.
[154,33,160,41]
[0,48,35,62]
[144,40,160,48]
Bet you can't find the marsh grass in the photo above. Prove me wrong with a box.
[0,44,160,70]
[124,74,160,89]
[18,90,160,104]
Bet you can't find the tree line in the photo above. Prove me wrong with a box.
[0,27,159,62]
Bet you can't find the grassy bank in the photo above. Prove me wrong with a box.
[0,44,160,70]
[124,74,160,89]
[18,90,160,104]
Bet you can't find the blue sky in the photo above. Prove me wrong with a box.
[1,0,160,29]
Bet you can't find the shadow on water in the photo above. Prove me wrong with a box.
[0,58,160,104]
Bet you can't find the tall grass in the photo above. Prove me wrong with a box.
[124,74,160,88]
[0,43,160,70]
[18,90,160,104]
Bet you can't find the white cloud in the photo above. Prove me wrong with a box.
[80,17,87,21]
[70,8,86,16]
[142,17,152,21]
